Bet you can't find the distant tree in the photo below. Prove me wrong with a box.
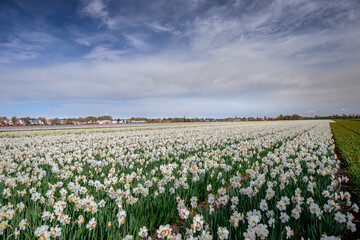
[52,118,59,125]
[292,114,300,120]
[11,116,17,123]
[99,115,112,120]
[24,117,30,125]
[85,116,97,123]
[277,114,284,120]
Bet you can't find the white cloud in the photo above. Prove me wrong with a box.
[73,32,118,46]
[0,36,40,62]
[82,0,108,18]
[81,0,115,28]
[74,38,92,46]
[146,22,181,36]
[124,34,149,50]
[83,46,126,61]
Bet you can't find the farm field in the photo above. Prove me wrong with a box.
[331,120,360,194]
[0,121,358,239]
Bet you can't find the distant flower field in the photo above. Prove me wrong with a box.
[0,121,358,239]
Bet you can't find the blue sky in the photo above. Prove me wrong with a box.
[0,0,360,118]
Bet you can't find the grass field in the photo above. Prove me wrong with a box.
[330,120,360,194]
[0,121,358,239]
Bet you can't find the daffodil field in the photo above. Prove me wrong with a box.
[0,121,358,240]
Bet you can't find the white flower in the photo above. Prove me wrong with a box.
[291,208,301,220]
[34,225,50,240]
[192,214,205,232]
[254,224,269,239]
[243,228,256,240]
[58,215,71,225]
[248,215,260,227]
[320,234,341,240]
[208,194,215,204]
[231,196,239,205]
[309,203,322,219]
[180,208,190,219]
[259,199,268,211]
[99,199,106,207]
[280,212,289,223]
[218,187,226,195]
[157,224,172,239]
[77,215,85,226]
[42,211,53,221]
[59,189,67,196]
[14,228,20,239]
[351,203,359,213]
[86,218,97,230]
[0,220,9,235]
[4,209,15,220]
[347,221,356,232]
[199,230,213,240]
[117,209,126,226]
[16,202,25,212]
[285,226,294,239]
[171,233,182,240]
[50,225,62,237]
[276,200,286,211]
[334,211,346,223]
[18,218,27,230]
[138,226,148,238]
[217,227,229,240]
[268,217,275,227]
[190,196,198,209]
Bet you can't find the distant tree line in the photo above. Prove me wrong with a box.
[1,113,359,126]
[274,113,360,120]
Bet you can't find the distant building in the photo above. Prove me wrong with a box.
[45,119,51,125]
[0,119,13,126]
[97,120,112,124]
[29,119,44,125]
[69,121,81,125]
[205,118,216,122]
[15,119,25,125]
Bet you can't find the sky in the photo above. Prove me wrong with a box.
[0,0,360,119]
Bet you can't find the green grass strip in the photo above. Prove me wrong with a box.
[330,120,360,194]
